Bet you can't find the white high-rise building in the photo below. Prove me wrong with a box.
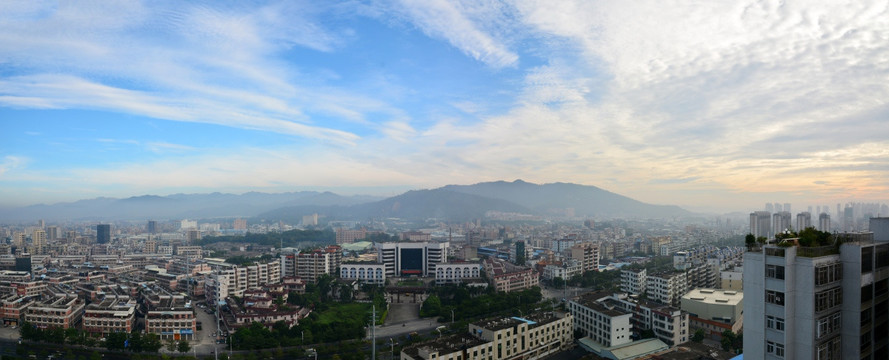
[772,211,792,235]
[751,211,772,238]
[376,241,447,277]
[819,213,831,232]
[797,212,812,231]
[744,218,889,360]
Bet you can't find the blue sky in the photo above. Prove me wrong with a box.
[2,0,888,212]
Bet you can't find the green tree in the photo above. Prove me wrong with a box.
[105,332,128,351]
[165,338,177,352]
[177,340,191,353]
[420,294,442,317]
[721,331,737,352]
[692,329,705,343]
[745,234,756,246]
[142,333,163,353]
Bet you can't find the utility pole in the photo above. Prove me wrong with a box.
[371,305,376,360]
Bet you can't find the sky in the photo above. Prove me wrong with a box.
[1,0,888,213]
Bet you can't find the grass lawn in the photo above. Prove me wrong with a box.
[315,303,371,324]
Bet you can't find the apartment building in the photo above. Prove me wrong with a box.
[541,260,582,281]
[569,242,600,273]
[567,295,633,347]
[434,262,481,285]
[143,287,195,340]
[340,263,387,286]
[483,257,539,293]
[744,220,889,360]
[82,298,137,335]
[1,294,34,326]
[401,312,573,360]
[620,268,646,295]
[647,271,688,307]
[24,294,84,329]
[281,245,342,283]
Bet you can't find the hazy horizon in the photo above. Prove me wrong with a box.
[2,1,887,213]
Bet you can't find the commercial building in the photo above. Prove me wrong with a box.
[377,242,447,278]
[96,224,111,244]
[1,294,34,326]
[744,220,889,360]
[400,312,573,360]
[681,288,743,340]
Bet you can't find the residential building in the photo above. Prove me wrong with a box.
[1,294,34,326]
[568,295,633,347]
[720,268,743,291]
[82,298,137,335]
[620,268,646,295]
[541,260,582,281]
[744,220,889,360]
[772,211,792,235]
[750,211,772,239]
[483,257,539,293]
[401,312,573,360]
[797,212,812,232]
[569,242,600,273]
[681,288,743,341]
[646,271,688,307]
[819,213,831,232]
[568,292,689,348]
[143,287,195,340]
[24,294,84,329]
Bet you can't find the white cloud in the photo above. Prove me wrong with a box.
[392,0,520,68]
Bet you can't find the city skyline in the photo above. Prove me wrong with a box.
[2,1,888,212]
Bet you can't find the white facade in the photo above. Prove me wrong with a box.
[340,263,387,285]
[620,268,646,295]
[744,229,887,360]
[377,241,448,277]
[435,262,481,285]
[647,271,688,307]
[567,296,633,347]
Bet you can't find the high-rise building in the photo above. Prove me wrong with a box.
[12,232,25,249]
[750,211,772,238]
[233,218,247,231]
[775,203,783,212]
[797,212,812,231]
[31,229,46,254]
[147,220,158,234]
[784,203,791,215]
[772,211,791,235]
[744,219,889,359]
[96,224,111,244]
[45,226,58,240]
[819,213,831,232]
[145,239,157,254]
[766,203,775,213]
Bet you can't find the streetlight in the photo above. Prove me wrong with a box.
[389,338,395,360]
[450,309,455,324]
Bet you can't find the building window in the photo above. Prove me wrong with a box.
[815,263,842,286]
[766,290,785,306]
[767,316,785,331]
[816,312,841,339]
[766,265,785,280]
[815,287,843,312]
[767,341,785,358]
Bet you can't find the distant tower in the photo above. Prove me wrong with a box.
[37,219,45,228]
[750,211,772,238]
[774,203,783,213]
[772,211,791,234]
[818,213,831,232]
[783,203,791,215]
[844,205,854,232]
[796,212,811,231]
[12,232,25,248]
[45,226,59,240]
[765,203,774,213]
[145,239,157,254]
[32,229,46,254]
[96,224,111,244]
[147,220,158,234]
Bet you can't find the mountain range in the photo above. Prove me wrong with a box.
[0,180,691,222]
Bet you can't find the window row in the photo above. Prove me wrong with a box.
[815,287,843,312]
[767,341,785,358]
[766,315,785,331]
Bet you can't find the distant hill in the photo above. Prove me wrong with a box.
[261,180,690,222]
[441,180,690,218]
[0,180,690,223]
[0,191,383,222]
